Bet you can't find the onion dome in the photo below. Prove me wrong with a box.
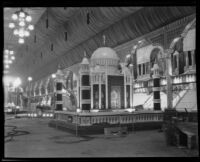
[79,51,90,73]
[91,47,119,67]
[90,47,121,74]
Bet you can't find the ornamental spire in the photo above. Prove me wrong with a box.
[103,35,106,46]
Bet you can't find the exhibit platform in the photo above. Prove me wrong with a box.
[48,110,163,135]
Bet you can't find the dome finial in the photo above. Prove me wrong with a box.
[103,35,106,46]
[84,51,87,57]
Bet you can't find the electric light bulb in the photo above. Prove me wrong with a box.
[18,38,24,44]
[28,77,32,81]
[24,30,30,37]
[13,29,19,35]
[28,24,34,30]
[19,11,25,18]
[9,51,14,55]
[9,23,15,28]
[26,15,32,22]
[8,60,12,64]
[52,74,56,78]
[11,56,15,60]
[12,13,18,20]
[18,29,25,37]
[5,64,9,69]
[19,21,25,27]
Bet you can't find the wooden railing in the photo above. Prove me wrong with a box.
[54,111,163,126]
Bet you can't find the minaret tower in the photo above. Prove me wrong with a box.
[55,64,64,111]
[79,51,91,111]
[152,59,161,110]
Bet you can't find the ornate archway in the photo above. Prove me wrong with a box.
[169,18,196,75]
[149,45,166,77]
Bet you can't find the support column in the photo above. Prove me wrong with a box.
[77,77,80,108]
[191,50,195,66]
[176,53,179,74]
[91,74,93,109]
[153,61,161,111]
[185,51,189,70]
[167,57,173,109]
[141,63,143,76]
[124,73,127,108]
[130,64,134,108]
[165,49,173,109]
[130,78,133,108]
[99,74,102,109]
[80,75,82,110]
[55,80,63,111]
[137,65,139,77]
[106,73,108,109]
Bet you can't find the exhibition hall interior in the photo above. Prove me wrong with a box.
[3,6,198,158]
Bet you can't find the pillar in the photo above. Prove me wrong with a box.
[106,72,108,109]
[185,51,189,70]
[191,50,195,66]
[165,50,173,109]
[80,75,82,110]
[55,66,64,111]
[141,63,143,76]
[130,64,134,108]
[99,74,102,109]
[91,74,93,109]
[124,73,127,108]
[55,80,63,111]
[77,76,80,108]
[176,53,179,74]
[153,61,161,111]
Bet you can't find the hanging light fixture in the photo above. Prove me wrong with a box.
[9,8,34,44]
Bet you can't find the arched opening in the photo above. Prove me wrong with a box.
[150,47,165,77]
[170,37,185,75]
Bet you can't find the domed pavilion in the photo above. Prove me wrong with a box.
[79,46,133,111]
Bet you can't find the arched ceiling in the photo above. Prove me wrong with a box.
[4,7,196,84]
